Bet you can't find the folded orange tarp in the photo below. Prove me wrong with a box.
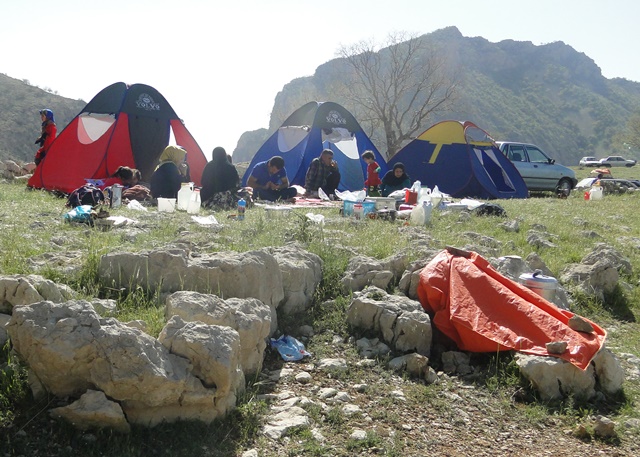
[417,249,606,370]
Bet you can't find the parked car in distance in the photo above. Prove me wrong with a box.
[579,156,600,167]
[496,141,578,194]
[598,156,637,167]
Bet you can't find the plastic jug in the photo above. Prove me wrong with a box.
[237,198,246,220]
[186,189,201,214]
[589,186,603,200]
[410,200,433,226]
[418,187,431,204]
[177,182,194,211]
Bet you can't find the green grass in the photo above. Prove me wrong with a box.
[1,176,640,455]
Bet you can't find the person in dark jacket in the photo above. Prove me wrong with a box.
[304,148,341,198]
[380,162,411,197]
[34,109,56,165]
[200,146,240,203]
[150,145,188,198]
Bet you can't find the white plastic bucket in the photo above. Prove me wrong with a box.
[589,186,603,200]
[158,198,176,212]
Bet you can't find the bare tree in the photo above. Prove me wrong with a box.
[336,32,458,158]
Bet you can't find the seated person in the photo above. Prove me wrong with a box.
[247,156,297,202]
[380,162,411,197]
[100,166,141,189]
[305,148,341,198]
[150,145,189,199]
[200,146,241,209]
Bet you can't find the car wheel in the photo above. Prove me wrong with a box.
[626,164,634,167]
[556,178,573,195]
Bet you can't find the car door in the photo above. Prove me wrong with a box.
[523,145,556,190]
[503,144,540,189]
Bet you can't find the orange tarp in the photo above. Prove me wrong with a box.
[417,249,606,370]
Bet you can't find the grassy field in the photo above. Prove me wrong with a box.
[1,165,640,456]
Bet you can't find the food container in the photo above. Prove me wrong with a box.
[519,270,558,302]
[157,198,176,212]
[365,197,396,210]
[342,200,375,217]
[264,205,292,218]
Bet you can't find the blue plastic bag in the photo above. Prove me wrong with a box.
[270,335,311,361]
[63,205,93,223]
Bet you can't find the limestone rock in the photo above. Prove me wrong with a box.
[99,248,284,333]
[347,287,431,356]
[515,353,596,400]
[8,300,244,426]
[0,274,76,313]
[49,390,130,433]
[341,254,409,293]
[165,291,271,375]
[270,245,323,314]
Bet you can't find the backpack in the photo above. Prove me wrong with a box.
[471,203,507,217]
[66,184,106,208]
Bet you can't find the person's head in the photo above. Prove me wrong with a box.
[361,150,375,163]
[39,109,54,123]
[268,156,285,173]
[392,163,406,178]
[320,149,334,165]
[112,166,140,186]
[160,145,187,165]
[212,146,227,162]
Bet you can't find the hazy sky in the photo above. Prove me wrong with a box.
[3,0,639,158]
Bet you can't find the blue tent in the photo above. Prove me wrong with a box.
[242,101,387,191]
[389,120,528,199]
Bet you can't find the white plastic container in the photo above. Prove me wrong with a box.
[186,189,201,214]
[177,182,194,211]
[589,186,603,200]
[157,198,176,212]
[410,200,433,225]
[519,270,558,302]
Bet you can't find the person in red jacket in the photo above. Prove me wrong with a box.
[362,150,382,195]
[34,109,56,165]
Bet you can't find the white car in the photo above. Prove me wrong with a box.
[598,156,636,167]
[579,156,600,167]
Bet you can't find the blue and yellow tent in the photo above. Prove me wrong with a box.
[389,120,528,199]
[242,101,387,191]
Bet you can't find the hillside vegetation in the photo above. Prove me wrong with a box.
[0,74,85,162]
[235,27,640,165]
[1,167,640,456]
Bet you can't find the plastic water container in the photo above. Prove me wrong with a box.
[157,198,176,212]
[589,186,603,200]
[186,189,201,214]
[519,270,558,302]
[177,182,194,211]
[410,200,433,225]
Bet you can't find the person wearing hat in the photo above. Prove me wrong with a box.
[34,109,56,165]
[380,162,411,197]
[150,145,189,198]
[304,148,341,198]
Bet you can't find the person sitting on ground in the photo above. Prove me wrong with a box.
[305,148,341,198]
[99,166,141,189]
[247,156,297,202]
[200,146,241,209]
[362,150,382,195]
[150,145,189,199]
[380,162,411,197]
[34,109,57,165]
